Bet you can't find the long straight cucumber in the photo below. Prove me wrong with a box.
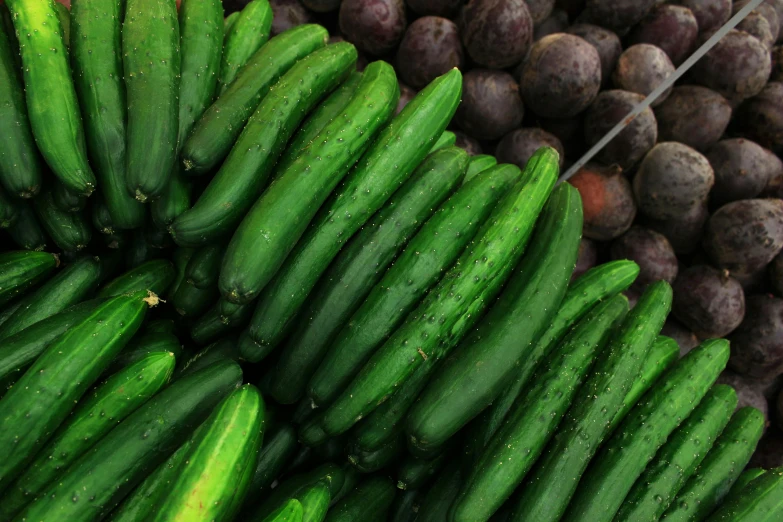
[323,475,396,522]
[6,0,96,195]
[218,0,273,94]
[708,467,783,521]
[34,189,92,252]
[224,11,239,33]
[463,154,496,185]
[97,258,175,297]
[171,42,358,247]
[219,61,399,305]
[509,280,673,522]
[53,1,69,47]
[0,250,57,307]
[7,202,48,251]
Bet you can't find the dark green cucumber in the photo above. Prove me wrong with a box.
[103,331,182,377]
[615,384,738,522]
[171,278,218,318]
[218,0,273,94]
[246,68,462,350]
[71,0,144,228]
[224,11,239,33]
[0,3,18,65]
[8,202,48,251]
[347,436,404,473]
[53,1,69,47]
[0,290,151,492]
[389,490,421,522]
[143,319,178,334]
[169,246,195,298]
[294,480,331,522]
[564,338,731,522]
[247,422,300,494]
[182,25,328,175]
[323,475,396,522]
[6,0,96,195]
[34,189,92,252]
[509,280,673,522]
[0,187,19,227]
[661,407,765,522]
[306,163,520,408]
[123,0,180,201]
[171,42,357,247]
[184,243,224,289]
[709,467,783,521]
[16,359,243,521]
[319,149,557,438]
[397,452,447,490]
[429,130,456,152]
[265,147,468,400]
[173,338,241,381]
[0,300,22,329]
[463,154,497,185]
[51,182,87,213]
[451,294,629,522]
[0,351,175,520]
[261,499,304,522]
[98,258,175,298]
[730,468,768,497]
[416,461,462,522]
[150,165,192,228]
[91,197,116,234]
[332,465,360,506]
[191,299,253,345]
[219,60,399,305]
[250,463,346,521]
[407,181,582,454]
[0,250,57,307]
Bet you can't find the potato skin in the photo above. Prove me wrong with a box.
[654,85,732,152]
[706,138,780,206]
[675,0,731,36]
[456,69,524,140]
[661,319,700,357]
[642,201,709,255]
[495,127,564,169]
[339,0,407,55]
[459,0,534,69]
[733,82,783,156]
[569,164,637,241]
[672,265,745,339]
[395,17,463,89]
[729,295,783,381]
[628,4,698,65]
[572,237,599,281]
[612,44,674,106]
[566,23,622,87]
[610,226,678,293]
[717,369,770,422]
[581,0,658,32]
[270,0,314,35]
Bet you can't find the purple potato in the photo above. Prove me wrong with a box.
[270,0,314,35]
[773,46,783,82]
[406,0,462,17]
[628,4,698,66]
[612,44,674,107]
[495,128,565,169]
[460,0,534,69]
[735,0,781,45]
[761,151,783,198]
[768,0,783,41]
[569,163,637,241]
[524,0,555,24]
[566,23,622,87]
[396,83,417,115]
[654,85,732,152]
[770,250,783,296]
[706,138,781,206]
[455,69,524,140]
[643,201,709,255]
[749,431,783,468]
[674,0,731,36]
[339,0,407,56]
[395,17,463,89]
[718,370,771,423]
[301,0,341,12]
[453,131,483,155]
[581,0,657,32]
[729,295,783,380]
[572,237,598,281]
[737,10,776,51]
[610,226,678,293]
[583,90,658,169]
[672,265,745,338]
[733,82,783,156]
[533,8,568,41]
[661,319,700,357]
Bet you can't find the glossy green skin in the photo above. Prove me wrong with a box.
[0,186,19,226]
[218,0,273,94]
[71,0,144,228]
[103,331,182,377]
[661,407,765,522]
[296,481,331,522]
[171,43,357,247]
[0,250,57,307]
[219,61,399,305]
[0,299,22,329]
[182,25,328,174]
[430,130,456,152]
[615,384,738,522]
[266,148,468,400]
[564,339,731,522]
[397,452,447,490]
[191,300,253,345]
[173,338,240,381]
[708,467,783,521]
[263,499,305,522]
[0,290,148,492]
[247,422,299,494]
[463,155,497,185]
[34,189,92,252]
[407,182,582,454]
[729,468,768,497]
[224,11,239,34]
[320,150,557,438]
[6,0,96,195]
[323,476,396,522]
[348,436,404,473]
[0,352,175,520]
[184,243,224,289]
[123,0,180,201]
[151,165,192,228]
[8,202,48,251]
[416,462,462,522]
[171,279,217,318]
[250,463,346,521]
[452,295,629,522]
[98,259,175,298]
[53,1,69,46]
[246,68,461,349]
[509,281,673,522]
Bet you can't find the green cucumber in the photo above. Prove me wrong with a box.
[103,331,182,377]
[323,475,396,522]
[8,202,48,251]
[247,422,299,494]
[730,468,768,497]
[509,280,673,522]
[250,463,346,521]
[0,351,175,520]
[429,130,456,152]
[463,154,497,185]
[0,187,19,226]
[390,490,420,522]
[615,384,738,522]
[92,197,116,234]
[709,467,783,521]
[224,11,239,34]
[564,338,731,522]
[218,0,273,94]
[451,294,629,522]
[51,182,87,212]
[171,279,218,318]
[262,499,304,522]
[0,290,151,492]
[661,407,765,522]
[53,1,69,47]
[397,452,447,490]
[191,299,253,345]
[185,243,224,289]
[306,163,520,407]
[219,60,399,305]
[171,42,357,247]
[416,461,462,522]
[150,166,191,228]
[245,68,461,350]
[0,3,18,65]
[97,258,175,298]
[347,436,404,473]
[319,149,557,438]
[33,189,92,252]
[169,246,195,298]
[144,319,176,335]
[0,250,57,307]
[71,0,144,229]
[181,24,328,175]
[123,0,180,201]
[6,0,96,195]
[332,465,360,506]
[0,300,22,329]
[16,359,243,521]
[294,481,331,522]
[173,338,241,381]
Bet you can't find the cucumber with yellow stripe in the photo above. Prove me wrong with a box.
[0,250,58,307]
[708,467,783,522]
[218,0,273,94]
[34,189,92,252]
[97,258,176,298]
[463,154,497,185]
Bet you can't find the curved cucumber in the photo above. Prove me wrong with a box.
[218,0,273,94]
[347,436,404,474]
[8,202,48,251]
[323,475,396,522]
[171,42,357,247]
[219,60,399,305]
[0,250,57,307]
[708,467,783,522]
[247,422,299,494]
[429,130,456,152]
[34,189,92,252]
[98,258,176,298]
[416,461,462,522]
[191,299,253,345]
[251,463,346,521]
[463,154,497,185]
[295,481,331,522]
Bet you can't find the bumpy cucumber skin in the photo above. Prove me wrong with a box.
[0,290,149,492]
[509,280,673,522]
[295,481,331,522]
[429,130,456,152]
[218,0,273,94]
[34,189,92,252]
[416,462,463,522]
[0,352,175,520]
[8,202,48,251]
[348,436,405,474]
[0,250,57,307]
[71,0,144,228]
[323,475,396,522]
[247,422,299,494]
[6,0,96,195]
[564,338,731,522]
[463,154,497,185]
[246,68,462,351]
[171,43,358,247]
[451,295,629,522]
[251,463,346,521]
[615,384,738,522]
[97,258,176,298]
[182,25,328,174]
[122,0,180,201]
[708,467,783,521]
[262,499,304,522]
[219,61,399,305]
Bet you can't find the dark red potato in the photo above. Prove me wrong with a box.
[737,10,776,51]
[672,265,745,338]
[628,5,697,66]
[460,0,534,69]
[454,131,483,155]
[773,46,783,82]
[339,0,407,55]
[654,85,732,152]
[612,44,674,107]
[674,0,731,36]
[610,226,678,293]
[396,83,417,115]
[581,0,657,32]
[406,0,462,17]
[718,370,771,422]
[395,17,463,89]
[301,0,341,12]
[270,0,314,35]
[706,138,780,206]
[733,82,783,156]
[533,9,569,41]
[572,237,598,281]
[455,69,524,140]
[565,24,622,87]
[643,201,709,255]
[661,319,700,357]
[729,295,783,380]
[569,164,637,241]
[495,128,565,169]
[524,0,555,24]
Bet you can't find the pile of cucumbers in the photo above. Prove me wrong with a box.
[0,0,779,521]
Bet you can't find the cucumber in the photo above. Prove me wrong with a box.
[318,149,557,438]
[53,1,69,47]
[185,243,224,289]
[407,181,582,454]
[219,60,399,305]
[730,469,768,497]
[262,499,304,522]
[123,0,180,201]
[150,165,191,228]
[7,202,48,251]
[173,338,241,381]
[6,0,96,195]
[224,11,239,33]
[218,0,273,94]
[71,0,144,229]
[416,461,462,522]
[34,189,92,252]
[250,463,346,521]
[265,148,468,400]
[16,359,243,521]
[0,250,57,307]
[245,68,462,351]
[615,384,738,522]
[169,246,195,298]
[103,331,182,377]
[0,3,18,65]
[182,25,328,175]
[661,407,765,522]
[463,154,497,185]
[0,290,151,492]
[247,422,300,494]
[171,42,357,247]
[171,279,218,318]
[0,352,175,520]
[144,318,176,335]
[51,181,88,212]
[0,187,19,226]
[323,475,396,522]
[0,300,22,329]
[709,467,783,521]
[91,197,116,234]
[390,490,420,522]
[332,465,361,506]
[564,338,731,522]
[347,436,404,473]
[451,294,629,522]
[397,452,447,490]
[509,280,673,522]
[98,258,176,298]
[294,481,331,522]
[191,299,253,345]
[429,130,456,152]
